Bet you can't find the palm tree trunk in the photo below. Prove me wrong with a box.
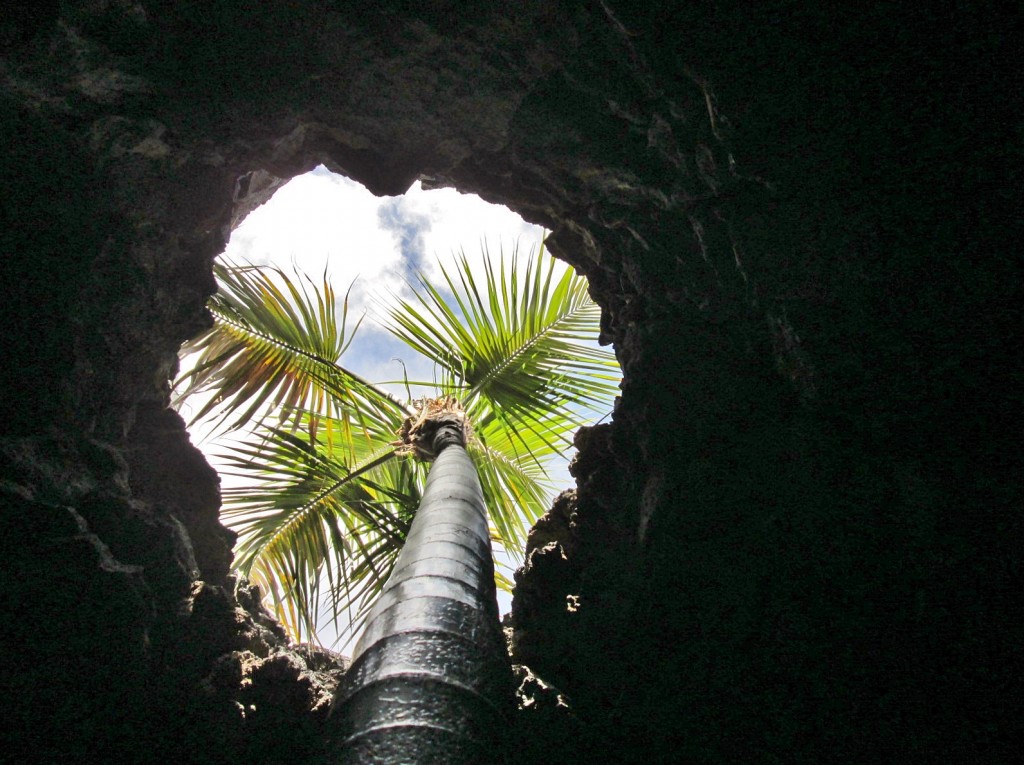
[330,421,514,764]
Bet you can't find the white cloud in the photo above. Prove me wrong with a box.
[224,169,404,319]
[224,171,551,332]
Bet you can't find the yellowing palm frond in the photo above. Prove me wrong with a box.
[219,420,422,642]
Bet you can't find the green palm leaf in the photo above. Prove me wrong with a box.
[174,261,406,437]
[219,420,423,642]
[385,240,619,454]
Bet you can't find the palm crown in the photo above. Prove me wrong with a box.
[174,238,619,643]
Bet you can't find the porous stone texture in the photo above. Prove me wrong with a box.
[2,2,1018,763]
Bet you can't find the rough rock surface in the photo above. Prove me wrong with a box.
[2,2,1019,763]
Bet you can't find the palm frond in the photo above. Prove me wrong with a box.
[173,260,407,437]
[219,421,423,643]
[385,241,620,451]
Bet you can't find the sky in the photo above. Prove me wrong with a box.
[182,166,608,650]
[221,167,560,398]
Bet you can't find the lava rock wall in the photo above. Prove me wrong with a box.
[2,2,1018,762]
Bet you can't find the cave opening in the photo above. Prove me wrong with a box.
[174,165,621,651]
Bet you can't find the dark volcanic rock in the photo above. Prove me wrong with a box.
[0,451,153,761]
[2,1,1019,763]
[125,404,234,584]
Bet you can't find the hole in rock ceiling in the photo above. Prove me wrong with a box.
[174,165,621,650]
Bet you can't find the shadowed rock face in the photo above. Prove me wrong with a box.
[1,2,1018,763]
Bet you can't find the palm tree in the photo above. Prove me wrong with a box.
[175,238,617,761]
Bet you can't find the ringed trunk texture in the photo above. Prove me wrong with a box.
[330,427,513,763]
